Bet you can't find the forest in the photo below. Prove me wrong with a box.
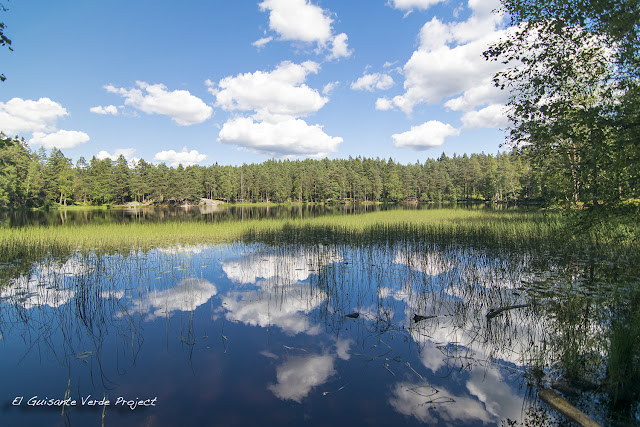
[0,136,557,208]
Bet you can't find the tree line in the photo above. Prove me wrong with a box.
[0,137,558,208]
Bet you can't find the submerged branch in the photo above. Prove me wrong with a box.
[486,304,529,320]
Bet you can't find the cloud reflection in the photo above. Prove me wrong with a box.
[389,381,492,425]
[0,258,91,309]
[221,247,341,285]
[393,250,453,276]
[123,277,217,320]
[220,247,337,335]
[268,354,336,402]
[221,286,325,335]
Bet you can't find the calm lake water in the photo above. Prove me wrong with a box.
[0,202,490,227]
[0,208,638,426]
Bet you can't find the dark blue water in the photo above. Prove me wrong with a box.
[0,242,539,426]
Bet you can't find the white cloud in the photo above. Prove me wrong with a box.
[105,81,213,125]
[443,84,507,112]
[0,97,68,135]
[252,36,273,48]
[328,33,352,60]
[153,147,207,167]
[214,61,326,122]
[375,97,394,111]
[388,0,446,10]
[29,130,90,149]
[96,148,137,161]
[392,121,460,150]
[322,81,339,95]
[268,354,336,402]
[259,0,333,43]
[90,105,118,115]
[213,61,342,157]
[461,104,508,129]
[383,1,510,115]
[351,73,394,92]
[258,0,351,60]
[218,117,342,157]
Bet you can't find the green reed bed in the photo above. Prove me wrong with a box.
[0,208,631,266]
[246,209,567,247]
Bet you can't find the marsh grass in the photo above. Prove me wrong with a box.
[0,209,561,261]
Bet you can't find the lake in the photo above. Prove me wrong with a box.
[0,207,638,426]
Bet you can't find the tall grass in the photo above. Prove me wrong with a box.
[1,208,636,267]
[0,209,566,262]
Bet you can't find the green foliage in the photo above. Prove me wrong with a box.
[486,0,640,209]
[0,143,560,209]
[1,1,13,82]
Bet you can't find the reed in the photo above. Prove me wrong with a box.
[0,208,632,265]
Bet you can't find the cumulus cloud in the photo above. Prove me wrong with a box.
[268,354,336,402]
[461,104,508,129]
[153,147,207,167]
[212,61,342,157]
[392,121,460,150]
[29,130,90,149]
[259,0,333,43]
[258,0,351,60]
[351,73,394,92]
[328,33,352,60]
[105,81,213,125]
[90,105,118,115]
[375,97,394,111]
[380,0,511,129]
[214,61,326,122]
[96,148,137,161]
[218,117,342,157]
[0,97,68,135]
[388,0,446,10]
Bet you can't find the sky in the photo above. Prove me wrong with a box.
[0,0,514,167]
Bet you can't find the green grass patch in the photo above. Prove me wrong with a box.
[0,209,569,261]
[1,208,636,266]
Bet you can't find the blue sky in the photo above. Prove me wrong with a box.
[0,0,513,167]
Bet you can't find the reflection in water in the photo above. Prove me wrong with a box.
[219,247,338,335]
[221,246,341,285]
[389,381,492,425]
[0,203,404,227]
[123,277,218,320]
[0,236,637,426]
[221,286,325,335]
[268,354,336,402]
[0,258,92,308]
